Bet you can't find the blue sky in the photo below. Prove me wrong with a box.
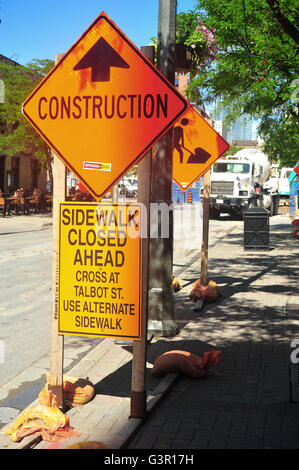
[0,0,197,66]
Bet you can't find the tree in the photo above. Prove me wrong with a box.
[148,11,218,107]
[223,144,244,157]
[184,0,299,167]
[176,11,216,76]
[0,59,55,191]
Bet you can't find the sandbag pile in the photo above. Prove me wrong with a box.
[3,405,78,443]
[151,349,221,379]
[3,374,96,443]
[189,279,221,302]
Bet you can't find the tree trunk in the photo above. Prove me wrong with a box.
[265,0,299,44]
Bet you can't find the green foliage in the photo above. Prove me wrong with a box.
[151,11,217,78]
[186,0,299,166]
[258,114,299,167]
[176,11,217,78]
[223,144,244,157]
[0,59,54,166]
[176,11,206,71]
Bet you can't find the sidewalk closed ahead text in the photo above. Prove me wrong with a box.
[58,202,142,340]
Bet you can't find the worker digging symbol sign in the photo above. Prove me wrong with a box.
[172,107,230,191]
[58,202,142,340]
[174,117,212,165]
[22,12,190,200]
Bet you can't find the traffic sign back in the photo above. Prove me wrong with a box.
[173,107,230,191]
[22,12,190,200]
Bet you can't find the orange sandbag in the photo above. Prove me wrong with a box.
[151,349,221,379]
[189,279,220,302]
[39,374,95,408]
[3,405,78,443]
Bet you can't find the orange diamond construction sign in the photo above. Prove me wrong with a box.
[22,12,190,200]
[173,106,230,191]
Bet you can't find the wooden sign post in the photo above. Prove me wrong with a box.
[200,168,211,285]
[130,45,154,419]
[130,151,151,418]
[48,54,65,409]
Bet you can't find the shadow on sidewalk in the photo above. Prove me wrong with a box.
[93,338,218,400]
[92,332,292,413]
[179,253,298,304]
[91,226,297,442]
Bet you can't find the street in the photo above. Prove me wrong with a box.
[0,204,291,430]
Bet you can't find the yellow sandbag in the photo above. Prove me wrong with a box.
[3,405,74,442]
[66,441,107,449]
[172,276,182,292]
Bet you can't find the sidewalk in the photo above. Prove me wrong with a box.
[0,213,298,449]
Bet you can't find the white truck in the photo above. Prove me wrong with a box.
[206,148,280,218]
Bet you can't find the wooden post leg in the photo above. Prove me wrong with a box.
[130,45,154,419]
[130,151,151,418]
[200,169,211,286]
[48,53,65,408]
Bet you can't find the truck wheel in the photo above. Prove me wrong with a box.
[248,199,255,209]
[269,200,274,216]
[210,207,220,219]
[274,196,280,215]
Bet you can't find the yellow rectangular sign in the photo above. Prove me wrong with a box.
[58,202,142,340]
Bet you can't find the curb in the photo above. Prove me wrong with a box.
[21,373,178,450]
[118,373,179,449]
[1,334,179,450]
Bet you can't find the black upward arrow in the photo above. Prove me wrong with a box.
[73,37,130,82]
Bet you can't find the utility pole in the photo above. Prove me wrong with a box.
[147,0,178,337]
